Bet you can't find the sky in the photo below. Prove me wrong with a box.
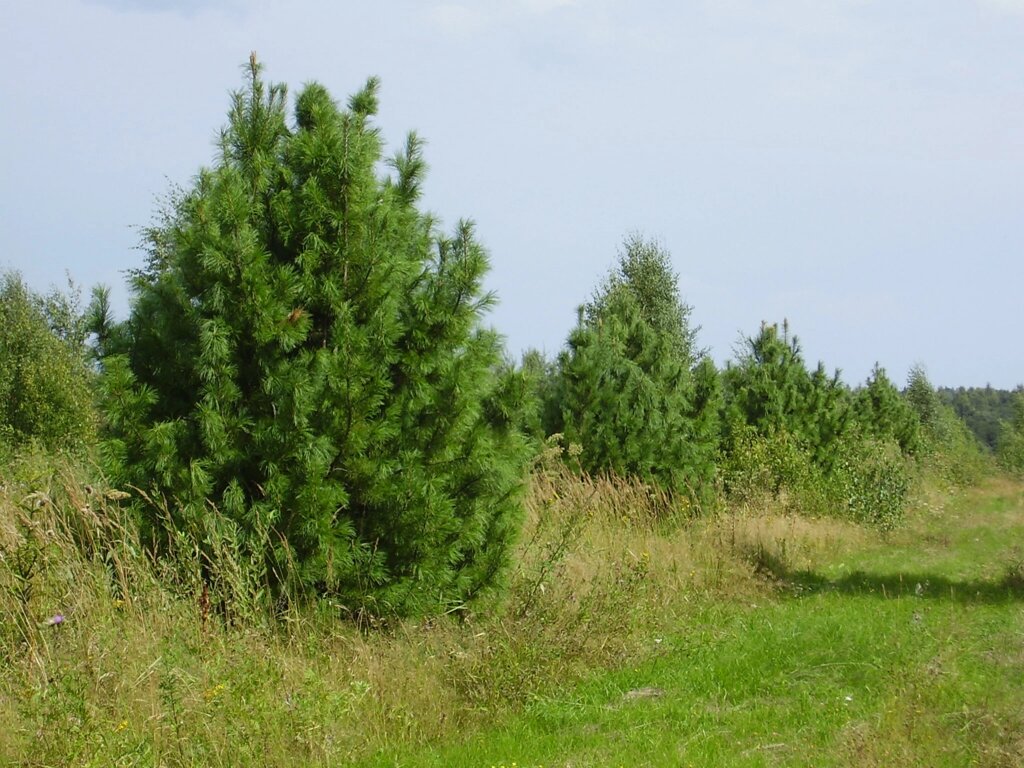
[2,0,1022,389]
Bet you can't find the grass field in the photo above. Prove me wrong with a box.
[360,478,1024,767]
[3,462,1022,767]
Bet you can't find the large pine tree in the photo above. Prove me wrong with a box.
[96,59,529,615]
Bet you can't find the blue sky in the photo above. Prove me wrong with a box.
[3,0,1022,388]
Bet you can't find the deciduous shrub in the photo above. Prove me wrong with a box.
[722,428,910,530]
[905,366,990,485]
[832,436,910,531]
[0,272,96,453]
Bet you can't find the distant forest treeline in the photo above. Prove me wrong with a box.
[938,386,1024,451]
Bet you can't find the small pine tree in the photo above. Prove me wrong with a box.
[587,233,699,362]
[853,363,921,455]
[557,236,719,504]
[96,59,529,616]
[517,348,561,445]
[722,326,917,526]
[722,321,850,471]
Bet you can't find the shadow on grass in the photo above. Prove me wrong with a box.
[750,548,1024,605]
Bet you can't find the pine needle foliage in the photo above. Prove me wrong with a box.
[587,233,699,362]
[556,236,720,505]
[852,363,922,455]
[95,59,529,616]
[516,348,561,446]
[723,321,851,472]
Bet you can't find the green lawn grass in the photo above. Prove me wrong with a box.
[359,480,1024,768]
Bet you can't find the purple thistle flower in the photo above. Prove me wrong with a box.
[47,614,64,626]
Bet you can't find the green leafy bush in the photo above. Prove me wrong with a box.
[95,61,530,616]
[832,436,910,531]
[905,366,990,486]
[720,426,830,515]
[0,272,96,453]
[722,427,911,531]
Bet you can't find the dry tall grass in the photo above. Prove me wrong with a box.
[0,447,872,766]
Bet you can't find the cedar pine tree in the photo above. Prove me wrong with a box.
[722,321,851,471]
[557,236,720,504]
[853,363,921,455]
[96,59,529,615]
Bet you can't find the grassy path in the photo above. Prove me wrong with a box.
[361,479,1024,767]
